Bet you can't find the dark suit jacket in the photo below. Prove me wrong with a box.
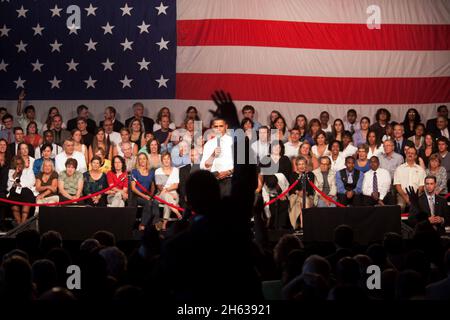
[393,139,407,158]
[6,142,34,162]
[125,116,155,133]
[177,164,200,208]
[66,117,97,134]
[52,129,71,146]
[426,118,439,133]
[99,119,124,132]
[409,193,449,233]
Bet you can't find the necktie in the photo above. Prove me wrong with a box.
[7,131,11,144]
[373,171,378,193]
[350,124,354,134]
[428,196,435,216]
[322,172,330,195]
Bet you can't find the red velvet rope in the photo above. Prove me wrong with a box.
[264,179,299,207]
[131,176,185,212]
[0,177,123,207]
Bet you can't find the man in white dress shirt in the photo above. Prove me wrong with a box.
[284,128,301,159]
[55,139,87,174]
[251,126,270,165]
[343,109,360,134]
[103,119,122,146]
[394,147,426,211]
[200,119,234,197]
[362,156,392,206]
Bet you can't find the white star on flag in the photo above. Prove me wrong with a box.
[137,58,150,70]
[155,75,169,88]
[156,37,169,51]
[102,22,114,35]
[85,38,98,51]
[120,3,133,16]
[66,59,79,71]
[16,5,28,18]
[0,59,8,72]
[102,58,115,71]
[50,5,62,17]
[31,59,44,72]
[120,38,133,51]
[85,4,98,16]
[67,24,78,35]
[16,40,27,53]
[14,76,26,89]
[84,76,97,89]
[32,23,44,36]
[49,76,62,89]
[155,2,169,15]
[120,75,133,88]
[0,24,10,37]
[137,21,150,34]
[50,40,62,52]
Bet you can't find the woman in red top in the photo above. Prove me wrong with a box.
[106,155,128,207]
[24,121,43,149]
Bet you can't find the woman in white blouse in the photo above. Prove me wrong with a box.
[311,130,331,158]
[7,156,36,224]
[18,142,35,172]
[366,130,384,159]
[155,152,181,231]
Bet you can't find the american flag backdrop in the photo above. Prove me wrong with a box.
[0,0,449,122]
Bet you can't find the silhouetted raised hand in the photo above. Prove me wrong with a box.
[210,90,240,129]
[405,186,419,206]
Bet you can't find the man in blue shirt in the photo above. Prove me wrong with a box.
[336,156,364,206]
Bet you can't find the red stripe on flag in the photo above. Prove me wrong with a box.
[177,19,450,50]
[176,74,450,104]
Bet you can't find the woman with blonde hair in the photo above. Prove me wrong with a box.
[155,152,181,230]
[131,152,155,230]
[297,141,319,171]
[72,129,88,164]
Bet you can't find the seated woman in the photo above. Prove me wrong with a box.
[58,158,84,204]
[311,130,330,159]
[88,127,113,162]
[141,139,162,170]
[106,155,128,207]
[155,152,181,230]
[116,127,138,157]
[426,153,448,196]
[24,121,43,149]
[7,156,36,224]
[35,159,59,212]
[89,147,111,173]
[18,142,35,172]
[33,143,54,176]
[131,153,156,230]
[288,156,314,230]
[129,118,146,150]
[72,129,89,165]
[83,156,108,207]
[355,144,371,173]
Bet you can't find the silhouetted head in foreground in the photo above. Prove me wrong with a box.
[185,170,220,217]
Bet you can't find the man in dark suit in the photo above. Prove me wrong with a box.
[51,115,71,146]
[99,106,124,132]
[426,105,448,134]
[125,102,154,133]
[177,148,201,208]
[430,116,450,140]
[6,127,34,162]
[66,105,97,134]
[393,124,407,157]
[407,176,449,234]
